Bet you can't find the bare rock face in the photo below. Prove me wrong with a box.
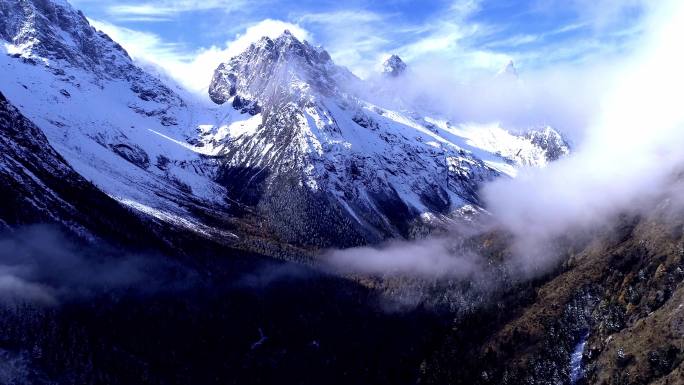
[209,68,237,105]
[110,143,150,169]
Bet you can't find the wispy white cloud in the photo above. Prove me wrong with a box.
[388,1,511,76]
[81,0,653,91]
[565,0,651,30]
[482,0,684,271]
[484,34,540,49]
[72,0,260,22]
[295,10,391,78]
[293,0,507,79]
[90,18,309,94]
[107,0,253,18]
[89,19,188,59]
[482,22,586,50]
[324,0,684,281]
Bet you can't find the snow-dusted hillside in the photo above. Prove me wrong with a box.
[0,90,172,247]
[0,0,238,240]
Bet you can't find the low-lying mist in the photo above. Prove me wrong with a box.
[0,228,441,385]
[0,225,194,304]
[326,237,483,279]
[0,225,338,307]
[325,0,684,283]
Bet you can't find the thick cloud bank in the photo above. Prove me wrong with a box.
[325,0,684,279]
[483,0,684,261]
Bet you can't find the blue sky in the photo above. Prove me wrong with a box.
[69,0,647,91]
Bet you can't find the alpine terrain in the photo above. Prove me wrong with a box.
[1,0,679,384]
[1,0,568,251]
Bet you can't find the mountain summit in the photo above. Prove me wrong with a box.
[206,32,565,246]
[382,55,407,77]
[209,31,353,109]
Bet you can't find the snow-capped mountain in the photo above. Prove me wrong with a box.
[0,0,240,242]
[0,0,569,250]
[206,33,569,246]
[0,90,170,247]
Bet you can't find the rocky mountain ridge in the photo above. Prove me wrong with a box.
[0,0,569,250]
[382,54,407,77]
[207,33,569,246]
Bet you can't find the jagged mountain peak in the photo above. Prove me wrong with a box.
[1,0,131,74]
[1,0,182,109]
[204,32,574,247]
[382,54,407,77]
[269,31,332,65]
[208,30,349,107]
